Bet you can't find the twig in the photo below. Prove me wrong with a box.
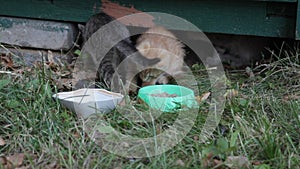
[0,44,22,59]
[0,70,22,77]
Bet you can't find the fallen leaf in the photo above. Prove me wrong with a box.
[55,78,72,90]
[0,55,15,70]
[58,70,71,77]
[47,50,55,64]
[283,94,300,101]
[72,132,80,139]
[202,152,213,168]
[193,135,199,141]
[225,156,250,169]
[213,159,223,167]
[15,166,29,169]
[6,153,25,168]
[120,142,129,148]
[175,159,185,167]
[118,98,126,106]
[196,92,211,103]
[225,89,239,100]
[252,161,262,165]
[0,156,7,165]
[245,66,255,78]
[0,137,6,146]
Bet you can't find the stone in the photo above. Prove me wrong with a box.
[0,16,78,50]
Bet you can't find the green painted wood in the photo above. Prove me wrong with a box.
[0,0,100,22]
[0,0,298,38]
[257,0,296,2]
[117,0,296,38]
[296,0,300,39]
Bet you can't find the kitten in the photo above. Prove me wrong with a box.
[77,12,160,91]
[135,26,185,87]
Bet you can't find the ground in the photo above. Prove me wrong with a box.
[0,42,299,168]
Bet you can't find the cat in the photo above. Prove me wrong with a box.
[77,12,160,91]
[205,33,272,68]
[134,26,186,88]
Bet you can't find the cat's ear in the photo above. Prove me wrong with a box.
[137,41,151,53]
[78,24,85,33]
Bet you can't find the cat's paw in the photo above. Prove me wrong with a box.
[155,75,169,85]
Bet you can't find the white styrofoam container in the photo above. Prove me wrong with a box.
[53,88,123,118]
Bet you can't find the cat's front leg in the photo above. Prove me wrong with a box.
[154,74,170,85]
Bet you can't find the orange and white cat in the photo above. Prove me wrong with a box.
[135,26,186,87]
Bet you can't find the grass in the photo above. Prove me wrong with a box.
[0,45,299,169]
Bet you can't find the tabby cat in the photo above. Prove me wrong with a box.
[134,26,186,87]
[78,12,160,92]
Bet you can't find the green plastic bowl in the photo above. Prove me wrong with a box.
[137,85,197,112]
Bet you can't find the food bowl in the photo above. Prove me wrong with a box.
[53,88,123,118]
[137,85,197,112]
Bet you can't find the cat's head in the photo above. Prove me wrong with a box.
[136,26,184,54]
[138,68,172,87]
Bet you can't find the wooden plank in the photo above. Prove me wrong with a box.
[0,0,297,38]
